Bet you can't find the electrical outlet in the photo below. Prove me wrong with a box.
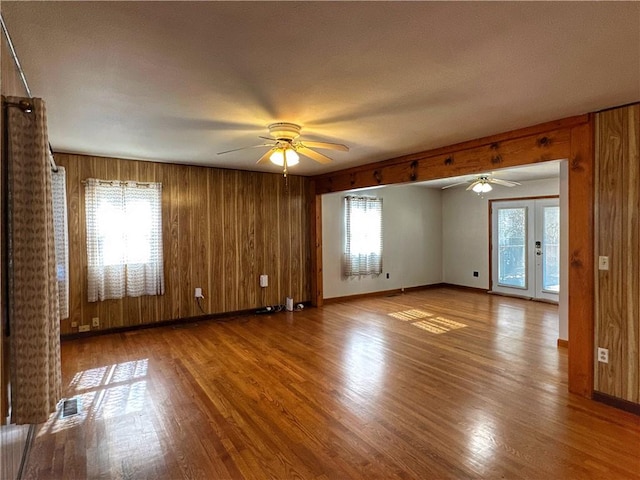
[79,325,90,333]
[195,287,204,298]
[597,347,609,364]
[598,256,609,271]
[92,317,99,328]
[71,321,78,328]
[259,275,268,288]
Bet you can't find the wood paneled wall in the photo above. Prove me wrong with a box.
[595,104,640,404]
[56,153,311,335]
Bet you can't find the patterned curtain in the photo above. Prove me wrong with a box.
[85,179,164,302]
[5,97,62,424]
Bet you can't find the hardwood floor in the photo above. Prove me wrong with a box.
[24,288,640,479]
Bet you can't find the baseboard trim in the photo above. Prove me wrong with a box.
[593,391,640,416]
[557,339,568,348]
[440,283,489,294]
[323,283,447,304]
[323,283,491,304]
[61,301,312,341]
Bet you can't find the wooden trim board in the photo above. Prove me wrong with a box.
[593,391,640,416]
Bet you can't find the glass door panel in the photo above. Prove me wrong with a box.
[534,200,560,301]
[541,205,560,293]
[497,207,527,289]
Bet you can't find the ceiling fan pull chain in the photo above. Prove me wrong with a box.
[283,155,289,191]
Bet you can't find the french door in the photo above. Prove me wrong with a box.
[491,198,559,301]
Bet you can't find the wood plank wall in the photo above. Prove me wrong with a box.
[595,104,640,404]
[56,153,311,336]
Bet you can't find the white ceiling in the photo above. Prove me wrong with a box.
[2,1,639,176]
[416,161,561,189]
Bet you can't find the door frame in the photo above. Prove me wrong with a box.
[311,115,594,398]
[488,195,560,300]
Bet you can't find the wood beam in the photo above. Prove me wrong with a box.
[568,119,595,398]
[315,115,589,194]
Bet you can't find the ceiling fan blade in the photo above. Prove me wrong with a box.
[490,178,521,187]
[258,135,276,141]
[217,143,274,155]
[299,140,349,152]
[441,181,470,190]
[466,180,481,191]
[297,146,333,164]
[256,148,276,165]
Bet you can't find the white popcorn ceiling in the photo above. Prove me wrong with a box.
[2,1,638,177]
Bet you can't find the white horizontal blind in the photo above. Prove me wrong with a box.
[343,195,383,277]
[85,179,164,302]
[51,166,69,319]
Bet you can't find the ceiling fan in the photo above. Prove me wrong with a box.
[217,122,349,175]
[442,174,521,193]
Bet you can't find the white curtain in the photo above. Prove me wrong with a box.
[85,179,164,302]
[343,195,383,277]
[51,166,69,319]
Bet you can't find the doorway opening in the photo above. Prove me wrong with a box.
[490,196,559,302]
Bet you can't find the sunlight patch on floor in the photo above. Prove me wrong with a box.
[388,309,467,334]
[388,309,433,321]
[413,320,449,334]
[38,359,151,437]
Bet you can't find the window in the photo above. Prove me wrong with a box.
[343,195,383,277]
[85,179,164,302]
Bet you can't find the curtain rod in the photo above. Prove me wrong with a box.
[81,179,161,188]
[1,13,58,172]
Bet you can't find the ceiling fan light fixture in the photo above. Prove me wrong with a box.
[269,147,299,167]
[472,181,492,193]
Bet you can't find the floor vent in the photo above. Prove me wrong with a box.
[61,398,79,417]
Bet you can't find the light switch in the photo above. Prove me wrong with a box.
[598,256,609,271]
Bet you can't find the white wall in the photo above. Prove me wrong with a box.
[442,178,559,289]
[558,161,568,341]
[322,185,442,299]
